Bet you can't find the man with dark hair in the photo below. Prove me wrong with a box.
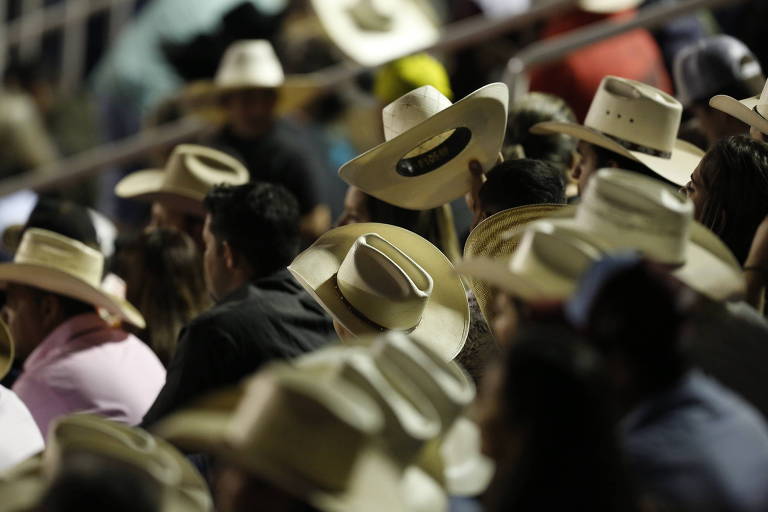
[142,182,334,425]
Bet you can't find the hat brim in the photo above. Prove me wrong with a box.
[340,83,509,210]
[532,121,704,187]
[0,263,145,328]
[288,223,469,360]
[114,170,206,217]
[0,318,13,381]
[709,94,768,136]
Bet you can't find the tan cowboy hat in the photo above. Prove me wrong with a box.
[710,78,768,136]
[500,169,745,302]
[579,0,642,13]
[0,319,13,381]
[115,144,249,217]
[0,229,145,328]
[0,414,212,512]
[154,363,408,512]
[287,223,469,360]
[462,204,567,320]
[309,0,440,67]
[340,83,509,210]
[532,76,704,187]
[182,39,323,117]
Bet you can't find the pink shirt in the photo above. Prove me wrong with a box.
[13,313,166,439]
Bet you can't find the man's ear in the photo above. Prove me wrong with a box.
[222,240,238,270]
[40,294,61,330]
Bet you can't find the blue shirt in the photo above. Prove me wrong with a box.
[622,371,768,511]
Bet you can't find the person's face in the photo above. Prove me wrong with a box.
[224,89,277,139]
[202,215,229,301]
[572,141,599,195]
[750,126,768,142]
[149,203,204,247]
[681,159,707,220]
[336,186,372,227]
[487,290,522,347]
[2,284,50,361]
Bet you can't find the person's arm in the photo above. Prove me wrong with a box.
[743,215,768,313]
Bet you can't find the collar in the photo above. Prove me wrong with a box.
[22,313,113,372]
[216,268,296,305]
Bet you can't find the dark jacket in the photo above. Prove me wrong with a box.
[142,269,334,425]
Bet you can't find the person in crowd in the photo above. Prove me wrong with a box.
[568,255,768,511]
[477,326,638,511]
[681,135,768,265]
[1,229,164,438]
[710,76,768,143]
[673,35,764,148]
[201,39,331,241]
[112,228,210,367]
[142,182,334,425]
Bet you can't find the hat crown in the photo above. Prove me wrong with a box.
[348,0,395,31]
[585,76,682,155]
[382,85,453,141]
[577,168,693,264]
[215,39,285,89]
[15,228,103,288]
[337,233,434,332]
[162,144,249,200]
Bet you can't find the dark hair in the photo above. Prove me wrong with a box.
[204,182,300,278]
[486,326,637,512]
[366,195,443,247]
[695,135,768,264]
[590,144,672,185]
[23,198,98,250]
[478,159,566,217]
[114,228,209,366]
[504,93,577,174]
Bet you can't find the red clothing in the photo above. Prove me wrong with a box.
[529,9,672,122]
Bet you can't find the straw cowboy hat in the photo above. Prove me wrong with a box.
[309,0,440,67]
[462,204,567,320]
[578,0,642,13]
[502,168,744,301]
[0,414,212,512]
[115,144,249,217]
[0,319,12,381]
[154,363,407,512]
[532,75,704,187]
[183,39,322,116]
[0,229,145,328]
[287,223,469,360]
[710,77,768,136]
[340,83,509,210]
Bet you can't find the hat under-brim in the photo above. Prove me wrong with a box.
[579,0,642,13]
[114,169,207,217]
[709,94,768,136]
[288,223,469,361]
[0,263,145,328]
[340,83,509,210]
[532,121,704,187]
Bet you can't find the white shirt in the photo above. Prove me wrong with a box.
[0,385,44,471]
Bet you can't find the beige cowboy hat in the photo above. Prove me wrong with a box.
[710,77,768,136]
[0,229,145,328]
[340,83,509,210]
[462,204,567,320]
[579,0,642,13]
[0,319,12,381]
[182,39,323,117]
[0,414,212,512]
[115,144,249,217]
[499,168,744,302]
[287,223,469,360]
[532,76,704,187]
[154,363,408,512]
[309,0,440,67]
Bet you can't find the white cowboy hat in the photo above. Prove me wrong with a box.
[0,229,145,328]
[499,169,744,301]
[154,363,408,512]
[309,0,440,67]
[339,83,509,210]
[0,414,212,512]
[0,319,12,381]
[710,78,768,136]
[115,144,249,216]
[287,223,469,360]
[532,75,704,187]
[183,39,323,116]
[578,0,642,13]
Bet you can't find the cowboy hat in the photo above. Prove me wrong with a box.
[182,39,323,117]
[154,363,408,512]
[710,77,768,136]
[462,204,567,320]
[0,229,145,328]
[340,83,509,210]
[502,168,745,301]
[578,0,641,13]
[115,144,249,217]
[532,75,704,187]
[0,319,12,381]
[0,414,212,512]
[287,223,469,360]
[309,0,440,67]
